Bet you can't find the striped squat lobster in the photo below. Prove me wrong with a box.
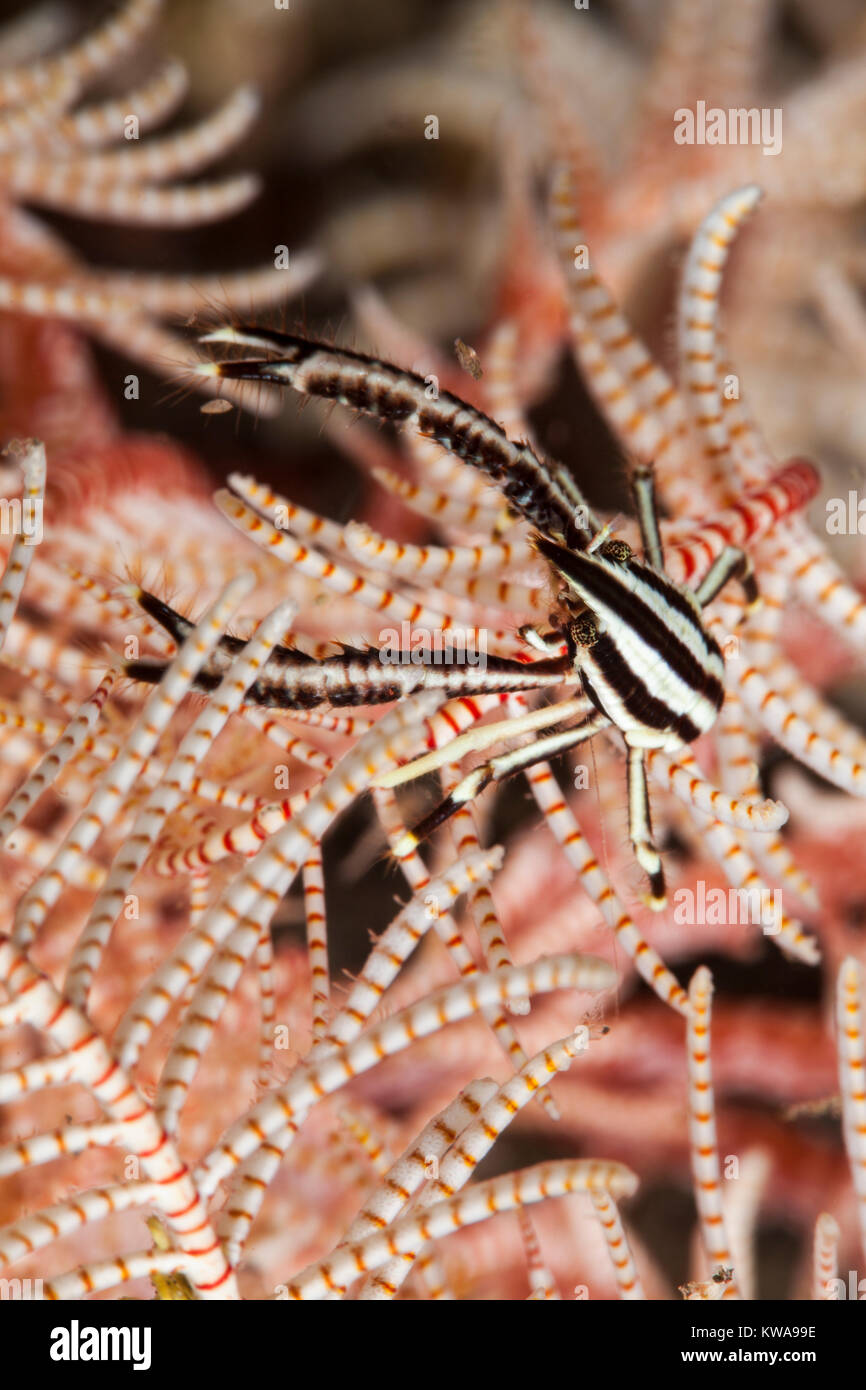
[123,325,818,909]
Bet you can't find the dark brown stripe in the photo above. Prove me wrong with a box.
[133,590,194,642]
[537,538,723,705]
[626,560,706,631]
[586,634,704,744]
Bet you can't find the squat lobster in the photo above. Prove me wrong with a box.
[121,326,816,908]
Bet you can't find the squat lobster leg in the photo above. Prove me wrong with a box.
[694,545,759,611]
[626,744,665,908]
[394,712,610,857]
[631,465,664,572]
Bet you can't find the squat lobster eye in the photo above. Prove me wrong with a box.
[572,615,599,648]
[598,540,632,563]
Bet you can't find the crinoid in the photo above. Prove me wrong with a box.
[1,157,866,1303]
[0,0,318,412]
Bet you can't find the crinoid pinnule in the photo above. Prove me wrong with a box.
[0,0,320,414]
